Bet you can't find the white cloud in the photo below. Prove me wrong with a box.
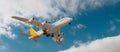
[0,0,119,39]
[109,20,116,31]
[0,39,12,52]
[53,0,120,15]
[115,18,120,22]
[110,25,116,31]
[0,45,9,52]
[74,24,86,29]
[59,35,120,52]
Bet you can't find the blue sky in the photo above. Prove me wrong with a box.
[0,0,120,52]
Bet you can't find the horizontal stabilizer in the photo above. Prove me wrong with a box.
[19,32,30,37]
[20,32,38,42]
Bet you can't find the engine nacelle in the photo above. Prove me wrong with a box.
[58,33,64,37]
[60,38,64,42]
[42,20,48,26]
[27,17,35,24]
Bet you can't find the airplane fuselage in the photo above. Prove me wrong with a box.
[40,17,72,36]
[12,16,72,44]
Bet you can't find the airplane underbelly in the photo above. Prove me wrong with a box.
[55,20,70,28]
[47,27,59,34]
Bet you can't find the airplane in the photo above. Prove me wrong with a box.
[12,16,72,45]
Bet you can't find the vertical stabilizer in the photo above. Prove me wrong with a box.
[29,27,38,36]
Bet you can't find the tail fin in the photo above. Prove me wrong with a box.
[29,27,38,36]
[20,32,38,42]
[20,28,40,42]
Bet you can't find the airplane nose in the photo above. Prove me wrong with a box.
[70,18,72,21]
[69,18,72,22]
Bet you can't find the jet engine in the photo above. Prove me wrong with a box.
[42,20,48,26]
[27,17,35,24]
[58,33,64,37]
[60,38,64,42]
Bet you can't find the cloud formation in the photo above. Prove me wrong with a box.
[0,0,119,39]
[0,39,11,52]
[59,35,120,52]
[108,20,116,32]
[74,24,86,29]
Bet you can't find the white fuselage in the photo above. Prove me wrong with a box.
[40,17,72,35]
[12,16,72,44]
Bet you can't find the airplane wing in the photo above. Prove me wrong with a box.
[52,36,61,45]
[12,16,42,28]
[52,35,64,45]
